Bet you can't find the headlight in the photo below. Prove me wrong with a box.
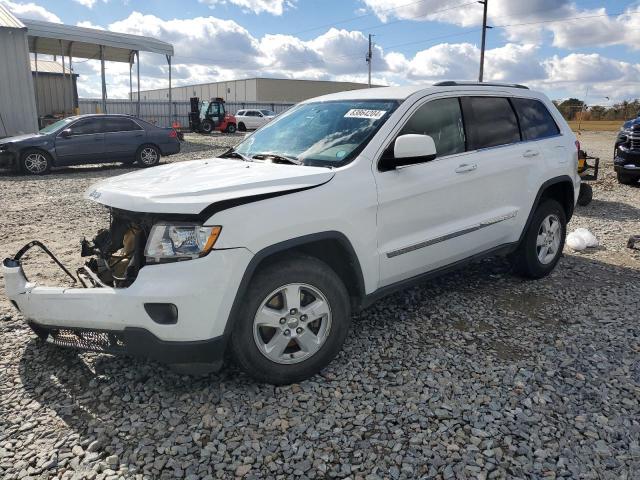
[0,144,9,152]
[145,223,222,262]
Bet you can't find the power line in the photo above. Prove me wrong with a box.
[493,9,640,29]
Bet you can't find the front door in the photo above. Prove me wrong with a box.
[55,117,105,164]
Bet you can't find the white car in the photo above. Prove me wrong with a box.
[3,81,580,385]
[235,109,276,131]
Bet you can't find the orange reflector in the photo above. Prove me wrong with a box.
[203,226,222,253]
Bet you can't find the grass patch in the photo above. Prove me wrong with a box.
[568,120,623,132]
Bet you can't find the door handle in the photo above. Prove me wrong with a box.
[523,149,539,158]
[455,163,477,173]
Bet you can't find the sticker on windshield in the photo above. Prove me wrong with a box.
[344,109,387,120]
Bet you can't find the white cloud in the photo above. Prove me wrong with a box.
[0,0,61,22]
[199,0,293,16]
[360,0,640,51]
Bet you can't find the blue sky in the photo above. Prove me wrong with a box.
[3,0,640,103]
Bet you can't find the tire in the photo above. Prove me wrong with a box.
[617,172,637,185]
[230,254,351,385]
[512,199,566,279]
[238,122,246,132]
[225,123,237,134]
[136,144,160,168]
[577,183,593,206]
[20,149,51,175]
[201,120,214,134]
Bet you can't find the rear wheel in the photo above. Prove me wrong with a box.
[230,254,351,385]
[238,122,246,132]
[513,199,566,279]
[21,149,51,175]
[617,172,637,185]
[225,123,237,134]
[136,145,160,168]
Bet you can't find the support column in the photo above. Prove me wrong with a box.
[129,51,134,115]
[166,54,172,126]
[67,42,74,114]
[100,45,107,114]
[136,50,140,117]
[60,40,67,115]
[34,39,39,122]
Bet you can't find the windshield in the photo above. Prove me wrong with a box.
[233,100,398,167]
[39,117,76,134]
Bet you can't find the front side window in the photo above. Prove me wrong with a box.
[462,97,520,150]
[71,118,100,135]
[40,117,76,134]
[260,110,276,116]
[512,98,560,141]
[233,100,398,166]
[399,97,465,157]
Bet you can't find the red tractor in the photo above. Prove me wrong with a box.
[188,97,237,134]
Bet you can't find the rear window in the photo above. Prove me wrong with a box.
[512,98,560,140]
[462,97,520,150]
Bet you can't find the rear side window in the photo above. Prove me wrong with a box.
[461,97,520,150]
[512,98,560,140]
[102,117,142,132]
[399,97,465,157]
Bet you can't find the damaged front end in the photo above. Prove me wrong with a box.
[79,209,151,288]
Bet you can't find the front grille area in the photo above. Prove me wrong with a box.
[46,328,126,354]
[630,136,640,151]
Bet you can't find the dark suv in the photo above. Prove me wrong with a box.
[0,114,180,175]
[614,115,640,184]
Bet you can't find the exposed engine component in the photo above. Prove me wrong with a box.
[82,210,149,288]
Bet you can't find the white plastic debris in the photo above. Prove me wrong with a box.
[566,232,587,251]
[566,228,598,252]
[574,228,599,248]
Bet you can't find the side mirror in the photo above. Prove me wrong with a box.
[60,128,72,138]
[380,134,437,171]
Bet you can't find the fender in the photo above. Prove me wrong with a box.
[221,231,366,341]
[518,175,575,245]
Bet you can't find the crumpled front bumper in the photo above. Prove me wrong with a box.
[614,146,640,175]
[3,245,252,365]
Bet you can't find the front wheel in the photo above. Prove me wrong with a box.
[230,254,351,385]
[21,149,51,175]
[136,145,160,168]
[201,120,214,134]
[512,199,566,279]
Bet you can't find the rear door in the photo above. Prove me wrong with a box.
[54,117,105,164]
[102,117,145,161]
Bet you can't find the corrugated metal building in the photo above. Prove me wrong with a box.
[134,77,377,103]
[30,59,79,117]
[0,5,38,137]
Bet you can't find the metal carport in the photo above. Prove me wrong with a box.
[21,18,174,119]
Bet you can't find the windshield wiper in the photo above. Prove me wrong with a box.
[220,149,252,162]
[252,153,302,165]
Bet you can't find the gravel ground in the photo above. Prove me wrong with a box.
[1,131,639,480]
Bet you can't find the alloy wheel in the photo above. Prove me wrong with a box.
[536,213,561,265]
[253,283,332,365]
[140,147,158,165]
[24,153,48,174]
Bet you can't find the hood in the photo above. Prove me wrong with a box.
[85,157,334,216]
[623,117,640,129]
[0,133,42,145]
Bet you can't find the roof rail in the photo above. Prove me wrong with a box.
[433,81,529,90]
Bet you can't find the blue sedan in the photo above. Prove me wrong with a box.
[0,114,181,175]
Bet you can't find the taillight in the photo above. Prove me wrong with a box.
[169,129,177,138]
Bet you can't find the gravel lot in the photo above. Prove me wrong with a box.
[1,131,639,479]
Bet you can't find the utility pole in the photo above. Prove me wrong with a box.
[478,0,490,82]
[366,34,374,88]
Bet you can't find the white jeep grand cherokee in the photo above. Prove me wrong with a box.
[3,82,580,385]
